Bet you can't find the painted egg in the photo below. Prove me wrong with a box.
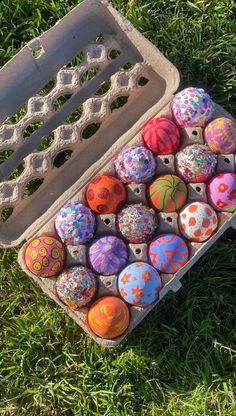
[207,173,236,212]
[88,235,128,275]
[55,202,96,245]
[148,174,187,212]
[86,174,126,214]
[87,296,130,339]
[117,204,157,243]
[179,202,218,242]
[56,266,96,309]
[149,233,189,273]
[24,236,65,277]
[204,117,236,154]
[176,144,217,183]
[142,116,180,155]
[114,146,156,183]
[118,262,162,306]
[171,87,213,127]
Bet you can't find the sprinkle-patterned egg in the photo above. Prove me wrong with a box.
[204,117,236,154]
[86,174,126,214]
[148,174,188,212]
[171,87,213,127]
[88,235,128,275]
[24,236,65,277]
[114,146,156,183]
[207,173,236,212]
[87,296,130,339]
[56,266,97,309]
[55,202,96,245]
[179,202,218,242]
[117,204,157,243]
[142,117,180,155]
[118,262,162,306]
[176,144,217,183]
[149,234,189,274]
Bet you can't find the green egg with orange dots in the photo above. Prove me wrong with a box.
[148,174,187,212]
[24,236,65,277]
[179,201,218,242]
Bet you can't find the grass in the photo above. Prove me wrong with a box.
[0,0,236,415]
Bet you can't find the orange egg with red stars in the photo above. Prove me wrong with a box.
[179,202,218,242]
[87,296,130,339]
[86,174,126,214]
[24,236,65,277]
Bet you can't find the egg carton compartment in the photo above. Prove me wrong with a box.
[0,0,235,346]
[126,183,147,204]
[217,154,235,173]
[128,243,148,262]
[157,212,179,234]
[187,183,207,203]
[66,244,87,266]
[156,155,176,174]
[96,213,117,234]
[181,126,204,147]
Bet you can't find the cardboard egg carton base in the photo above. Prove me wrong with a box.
[18,100,235,347]
[0,0,234,346]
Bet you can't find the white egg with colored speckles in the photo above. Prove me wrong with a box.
[179,202,218,242]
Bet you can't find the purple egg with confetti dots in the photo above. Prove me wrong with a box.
[118,262,162,307]
[55,201,96,245]
[171,87,214,127]
[56,266,97,309]
[114,145,156,184]
[88,235,128,276]
[148,234,189,274]
[176,144,217,183]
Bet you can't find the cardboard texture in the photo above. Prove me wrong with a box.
[0,0,235,346]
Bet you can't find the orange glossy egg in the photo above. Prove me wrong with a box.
[87,296,130,339]
[86,174,126,214]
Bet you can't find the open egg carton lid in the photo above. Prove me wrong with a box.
[0,0,180,248]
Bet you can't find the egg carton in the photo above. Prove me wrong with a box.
[0,0,235,347]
